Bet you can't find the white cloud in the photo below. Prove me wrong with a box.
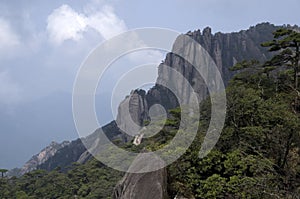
[47,4,88,45]
[47,4,127,45]
[0,71,21,105]
[0,18,20,50]
[86,5,127,40]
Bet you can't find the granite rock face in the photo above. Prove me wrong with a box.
[113,168,168,199]
[112,153,169,199]
[147,23,277,109]
[116,90,149,141]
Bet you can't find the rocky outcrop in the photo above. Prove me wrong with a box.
[112,153,169,199]
[116,89,149,141]
[113,168,168,199]
[38,139,86,171]
[146,23,278,111]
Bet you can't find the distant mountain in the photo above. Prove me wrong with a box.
[37,121,123,171]
[8,141,70,177]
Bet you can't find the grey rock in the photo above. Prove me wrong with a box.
[116,23,278,144]
[149,23,277,110]
[116,89,149,141]
[112,153,169,199]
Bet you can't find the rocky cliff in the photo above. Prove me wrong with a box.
[116,22,278,137]
[112,153,169,199]
[116,89,149,141]
[113,168,168,199]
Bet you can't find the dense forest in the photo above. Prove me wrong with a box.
[0,28,299,198]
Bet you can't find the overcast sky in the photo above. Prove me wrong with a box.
[0,0,299,169]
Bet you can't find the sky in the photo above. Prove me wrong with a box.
[0,0,299,169]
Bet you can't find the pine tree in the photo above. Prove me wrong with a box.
[0,169,8,178]
[262,28,300,111]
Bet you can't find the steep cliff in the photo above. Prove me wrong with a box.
[146,22,277,111]
[116,90,149,141]
[115,23,278,140]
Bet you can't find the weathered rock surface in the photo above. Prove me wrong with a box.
[112,153,169,199]
[113,169,168,199]
[147,23,278,110]
[116,89,149,141]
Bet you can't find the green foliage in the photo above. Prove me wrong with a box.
[229,60,260,71]
[0,159,123,198]
[262,28,300,99]
[167,28,300,198]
